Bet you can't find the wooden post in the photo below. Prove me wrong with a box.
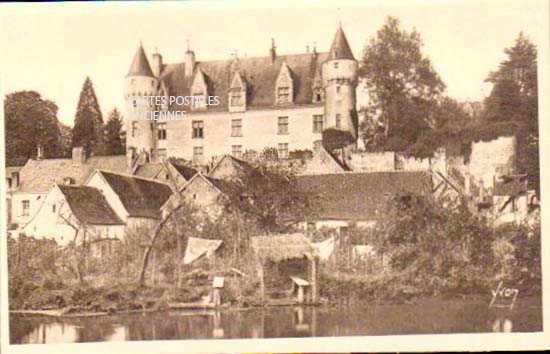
[258,264,265,303]
[297,286,305,304]
[310,258,317,303]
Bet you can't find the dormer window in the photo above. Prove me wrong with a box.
[229,71,247,113]
[275,62,294,105]
[191,69,208,111]
[277,86,291,104]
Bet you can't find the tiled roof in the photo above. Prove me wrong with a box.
[204,175,241,197]
[99,171,173,219]
[127,44,154,77]
[134,163,164,180]
[160,52,330,112]
[328,26,355,60]
[17,155,127,193]
[298,171,432,221]
[170,163,198,180]
[58,185,124,225]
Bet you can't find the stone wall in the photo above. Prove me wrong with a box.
[348,151,395,172]
[467,136,516,187]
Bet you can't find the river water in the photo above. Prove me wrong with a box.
[10,296,542,344]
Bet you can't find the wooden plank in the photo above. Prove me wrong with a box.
[290,276,310,287]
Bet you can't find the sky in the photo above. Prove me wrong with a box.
[0,0,545,126]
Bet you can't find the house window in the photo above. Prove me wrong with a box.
[22,200,30,216]
[336,114,341,129]
[278,116,289,135]
[230,89,243,107]
[193,146,204,164]
[277,143,289,159]
[157,122,167,140]
[232,145,242,158]
[192,120,204,139]
[313,115,324,133]
[52,204,56,214]
[231,119,242,137]
[277,86,291,104]
[131,121,137,137]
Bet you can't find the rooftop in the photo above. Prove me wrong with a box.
[58,185,124,225]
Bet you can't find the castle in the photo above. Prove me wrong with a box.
[124,26,358,165]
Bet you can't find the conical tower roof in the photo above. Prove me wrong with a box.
[127,43,154,77]
[328,26,355,61]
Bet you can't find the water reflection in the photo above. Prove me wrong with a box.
[10,296,542,344]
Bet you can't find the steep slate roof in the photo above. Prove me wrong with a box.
[159,52,330,112]
[99,171,173,219]
[17,155,128,193]
[127,44,154,77]
[298,171,432,221]
[57,185,124,225]
[328,26,355,60]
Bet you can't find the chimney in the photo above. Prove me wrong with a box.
[270,38,276,63]
[184,39,195,77]
[36,145,44,160]
[72,147,86,164]
[11,172,19,189]
[306,45,310,53]
[151,51,163,78]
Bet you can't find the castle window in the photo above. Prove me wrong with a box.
[277,86,291,104]
[22,200,30,216]
[336,114,341,129]
[131,121,137,137]
[277,143,289,159]
[336,86,341,94]
[231,119,242,137]
[52,204,56,214]
[334,62,339,69]
[157,123,167,140]
[313,115,324,133]
[192,120,204,139]
[192,92,206,110]
[193,146,204,165]
[278,116,289,135]
[230,89,244,107]
[157,148,167,159]
[232,145,242,158]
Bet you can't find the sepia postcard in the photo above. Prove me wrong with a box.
[0,0,549,352]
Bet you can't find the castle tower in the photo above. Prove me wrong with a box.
[124,43,158,160]
[322,25,358,146]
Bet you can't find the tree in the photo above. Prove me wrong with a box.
[227,160,314,232]
[483,33,539,193]
[72,77,104,156]
[104,108,125,155]
[4,91,63,166]
[359,16,445,151]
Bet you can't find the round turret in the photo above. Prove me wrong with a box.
[322,26,358,143]
[124,43,158,158]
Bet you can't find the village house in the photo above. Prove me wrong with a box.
[8,147,127,229]
[5,165,23,227]
[86,170,174,230]
[161,172,239,219]
[297,171,433,233]
[21,183,124,247]
[133,159,197,190]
